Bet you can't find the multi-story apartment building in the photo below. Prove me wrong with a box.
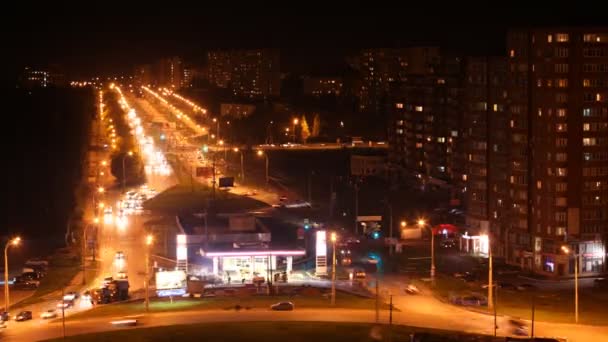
[207,49,280,99]
[303,76,343,97]
[463,57,511,257]
[504,28,608,276]
[355,47,440,114]
[157,57,183,89]
[388,54,464,199]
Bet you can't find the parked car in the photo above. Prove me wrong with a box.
[594,278,608,288]
[450,294,488,306]
[40,309,58,319]
[516,283,537,291]
[14,311,32,321]
[270,302,294,311]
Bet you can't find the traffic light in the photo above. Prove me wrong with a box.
[304,224,310,230]
[372,231,381,239]
[202,145,209,153]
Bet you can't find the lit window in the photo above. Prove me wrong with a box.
[556,33,569,42]
[583,138,596,146]
[509,49,515,57]
[396,103,403,109]
[597,93,602,102]
[415,106,423,112]
[556,168,567,176]
[557,108,567,117]
[583,123,590,131]
[547,34,553,43]
[437,137,446,143]
[462,174,467,181]
[583,108,591,117]
[415,143,423,148]
[557,79,568,88]
[536,181,542,189]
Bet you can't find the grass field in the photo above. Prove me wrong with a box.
[429,274,608,325]
[43,321,500,342]
[61,293,390,322]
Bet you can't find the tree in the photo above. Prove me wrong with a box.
[110,151,145,187]
[300,115,311,142]
[312,113,321,137]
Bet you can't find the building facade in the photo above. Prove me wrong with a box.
[504,28,608,276]
[207,49,281,99]
[303,76,343,97]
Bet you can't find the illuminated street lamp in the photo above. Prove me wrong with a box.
[234,148,244,181]
[331,232,337,306]
[144,234,154,312]
[417,219,435,279]
[562,245,580,323]
[400,221,406,228]
[257,150,269,184]
[4,237,21,313]
[97,186,105,194]
[292,118,299,143]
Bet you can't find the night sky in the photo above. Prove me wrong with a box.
[5,8,605,83]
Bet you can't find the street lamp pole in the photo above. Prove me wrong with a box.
[418,219,435,279]
[145,235,153,312]
[488,241,493,310]
[4,237,20,312]
[331,232,337,306]
[561,245,579,323]
[292,118,299,143]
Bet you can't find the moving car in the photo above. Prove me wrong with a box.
[14,311,32,321]
[40,309,58,319]
[405,284,420,295]
[63,292,78,301]
[270,302,294,311]
[56,300,74,309]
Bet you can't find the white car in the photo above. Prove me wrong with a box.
[40,309,57,319]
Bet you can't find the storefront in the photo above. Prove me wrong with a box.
[206,251,305,283]
[460,232,489,257]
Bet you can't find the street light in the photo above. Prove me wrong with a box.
[234,148,244,182]
[400,221,406,228]
[4,237,21,313]
[562,245,580,323]
[144,234,154,312]
[331,232,337,306]
[257,150,269,185]
[122,151,133,194]
[292,118,299,143]
[417,219,435,279]
[97,186,105,194]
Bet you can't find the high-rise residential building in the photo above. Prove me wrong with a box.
[182,66,193,88]
[134,64,153,86]
[303,76,343,97]
[355,47,440,114]
[157,57,183,89]
[207,49,280,99]
[388,54,464,200]
[18,66,65,88]
[462,57,511,256]
[503,28,608,276]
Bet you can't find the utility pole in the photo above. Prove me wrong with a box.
[389,295,393,325]
[354,183,359,235]
[531,291,536,338]
[240,151,244,182]
[488,243,493,310]
[388,202,393,255]
[375,279,379,323]
[331,232,337,306]
[61,286,66,338]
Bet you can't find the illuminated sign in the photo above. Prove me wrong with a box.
[155,270,187,291]
[177,235,187,261]
[316,231,327,275]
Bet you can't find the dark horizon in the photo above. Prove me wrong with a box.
[6,10,607,82]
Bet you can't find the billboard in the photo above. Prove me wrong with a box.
[315,231,327,276]
[155,270,187,291]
